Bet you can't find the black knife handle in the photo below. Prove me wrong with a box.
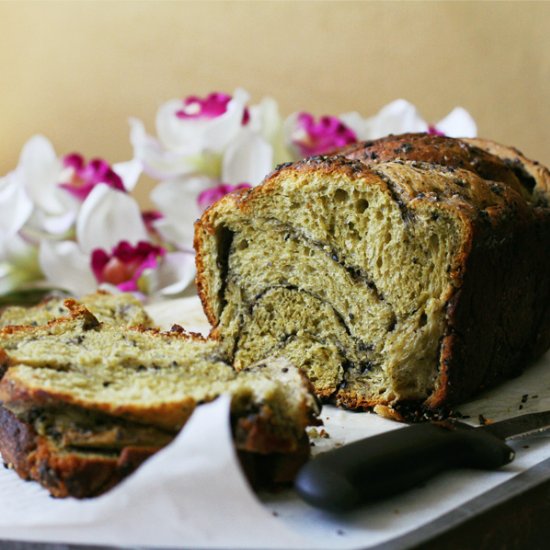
[295,422,515,512]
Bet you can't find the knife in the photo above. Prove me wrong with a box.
[295,410,550,512]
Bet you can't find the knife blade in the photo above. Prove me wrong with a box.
[295,410,550,512]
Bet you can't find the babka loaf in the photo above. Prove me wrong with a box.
[0,301,319,497]
[195,133,550,419]
[0,291,153,329]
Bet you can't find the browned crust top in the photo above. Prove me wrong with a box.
[338,133,549,205]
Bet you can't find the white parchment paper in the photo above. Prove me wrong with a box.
[0,296,547,549]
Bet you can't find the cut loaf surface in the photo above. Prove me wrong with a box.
[195,133,550,419]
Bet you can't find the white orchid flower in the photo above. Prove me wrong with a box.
[130,90,291,255]
[157,89,249,155]
[130,89,250,180]
[8,135,142,239]
[340,99,477,140]
[284,100,477,160]
[39,185,194,298]
[130,88,286,185]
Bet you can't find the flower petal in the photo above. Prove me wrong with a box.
[222,131,273,185]
[339,111,370,140]
[37,210,77,235]
[363,99,428,139]
[0,173,34,237]
[17,135,66,215]
[155,251,196,295]
[176,92,232,120]
[76,184,148,254]
[39,240,97,296]
[0,233,27,264]
[153,218,196,253]
[248,97,291,165]
[59,155,125,201]
[201,88,251,153]
[435,107,477,138]
[156,99,204,155]
[112,158,143,192]
[150,177,211,250]
[130,117,197,180]
[0,234,41,295]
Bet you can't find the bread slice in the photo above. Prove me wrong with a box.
[0,291,153,329]
[0,406,158,498]
[194,134,550,419]
[0,301,319,496]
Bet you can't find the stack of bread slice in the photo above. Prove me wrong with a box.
[0,298,319,497]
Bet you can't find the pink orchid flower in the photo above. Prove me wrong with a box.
[60,153,125,201]
[197,183,251,211]
[176,92,250,125]
[292,113,357,157]
[91,240,165,293]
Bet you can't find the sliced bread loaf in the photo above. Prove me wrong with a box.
[194,134,550,419]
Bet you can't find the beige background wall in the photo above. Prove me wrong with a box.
[1,0,549,204]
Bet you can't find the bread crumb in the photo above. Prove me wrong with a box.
[307,427,330,439]
[478,414,493,426]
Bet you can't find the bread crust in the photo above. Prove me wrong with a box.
[338,133,547,202]
[462,138,550,205]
